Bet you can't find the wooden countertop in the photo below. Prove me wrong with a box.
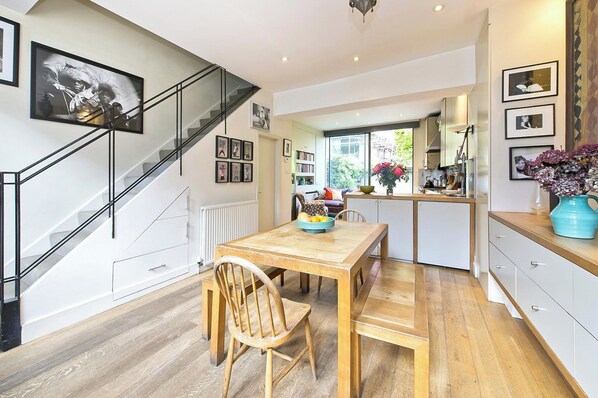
[345,192,476,204]
[490,212,598,277]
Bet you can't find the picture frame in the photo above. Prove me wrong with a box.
[242,140,253,161]
[30,42,144,133]
[509,145,554,181]
[250,102,270,131]
[0,16,19,87]
[283,138,292,157]
[230,162,242,183]
[215,161,229,183]
[216,135,229,159]
[502,61,558,102]
[242,163,253,182]
[505,104,555,139]
[229,138,242,160]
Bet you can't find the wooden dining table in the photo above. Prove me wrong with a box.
[210,220,388,397]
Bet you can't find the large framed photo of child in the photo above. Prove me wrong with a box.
[505,104,555,139]
[0,16,20,87]
[509,145,553,181]
[30,42,144,133]
[502,61,558,102]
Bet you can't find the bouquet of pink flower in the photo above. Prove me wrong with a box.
[372,161,409,191]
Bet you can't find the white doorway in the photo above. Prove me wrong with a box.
[258,136,277,231]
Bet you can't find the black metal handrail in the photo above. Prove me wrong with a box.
[0,64,258,350]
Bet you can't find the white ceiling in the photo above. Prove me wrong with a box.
[89,0,506,130]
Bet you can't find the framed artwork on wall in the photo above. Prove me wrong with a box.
[242,163,253,182]
[230,138,242,160]
[505,104,555,139]
[0,16,19,87]
[509,145,554,181]
[250,102,270,131]
[230,162,242,183]
[243,140,253,161]
[216,135,229,159]
[502,61,558,102]
[283,138,292,157]
[30,42,144,133]
[215,161,229,183]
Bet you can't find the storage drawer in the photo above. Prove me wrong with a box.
[575,322,598,398]
[516,270,574,372]
[489,218,573,313]
[113,244,189,300]
[489,243,517,299]
[574,266,598,339]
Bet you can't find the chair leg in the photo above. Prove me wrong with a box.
[222,337,236,398]
[305,318,317,379]
[265,348,274,398]
[201,283,213,340]
[317,276,323,293]
[280,272,285,287]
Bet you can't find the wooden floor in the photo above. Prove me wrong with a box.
[0,261,573,397]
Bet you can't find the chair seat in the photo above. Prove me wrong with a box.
[228,289,311,349]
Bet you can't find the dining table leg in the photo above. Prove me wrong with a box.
[337,270,356,397]
[300,272,310,293]
[380,232,389,260]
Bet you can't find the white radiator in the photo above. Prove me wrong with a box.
[199,200,258,265]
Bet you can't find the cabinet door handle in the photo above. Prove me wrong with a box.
[530,261,546,267]
[495,235,505,239]
[495,265,504,269]
[148,264,167,272]
[531,305,546,312]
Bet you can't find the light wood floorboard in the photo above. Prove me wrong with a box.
[0,262,574,397]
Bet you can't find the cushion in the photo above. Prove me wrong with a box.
[331,189,343,200]
[324,187,333,200]
[301,201,328,217]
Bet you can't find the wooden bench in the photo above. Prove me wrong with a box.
[202,266,286,340]
[351,260,429,397]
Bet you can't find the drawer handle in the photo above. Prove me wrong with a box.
[530,261,546,267]
[531,305,546,312]
[148,264,167,272]
[495,265,505,269]
[495,235,505,239]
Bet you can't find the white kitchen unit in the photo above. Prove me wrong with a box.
[489,212,598,398]
[417,201,470,270]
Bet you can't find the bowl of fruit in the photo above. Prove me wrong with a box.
[295,212,335,233]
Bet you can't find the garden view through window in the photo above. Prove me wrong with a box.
[325,129,413,194]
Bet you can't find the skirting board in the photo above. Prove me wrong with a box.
[488,273,522,319]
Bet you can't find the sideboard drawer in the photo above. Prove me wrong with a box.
[574,266,598,339]
[489,243,517,299]
[575,322,598,398]
[517,270,574,372]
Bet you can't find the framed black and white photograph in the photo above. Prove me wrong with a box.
[216,135,229,159]
[230,162,242,183]
[0,16,19,87]
[243,140,253,161]
[242,163,253,182]
[502,61,558,102]
[215,161,229,183]
[505,104,555,139]
[283,138,292,157]
[509,145,553,180]
[230,138,241,160]
[30,42,144,133]
[251,102,270,131]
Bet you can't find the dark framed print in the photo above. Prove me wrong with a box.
[215,161,229,183]
[505,104,555,139]
[251,102,270,131]
[216,135,229,159]
[242,163,253,182]
[509,145,553,180]
[0,16,19,87]
[283,138,292,157]
[502,61,558,102]
[243,140,253,161]
[229,138,241,160]
[30,42,143,133]
[230,162,242,183]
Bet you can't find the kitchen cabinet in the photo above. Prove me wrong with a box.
[445,95,469,132]
[424,117,440,170]
[417,201,470,270]
[440,95,469,167]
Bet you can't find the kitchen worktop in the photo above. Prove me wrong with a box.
[345,192,476,204]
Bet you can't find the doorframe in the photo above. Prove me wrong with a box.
[258,133,282,226]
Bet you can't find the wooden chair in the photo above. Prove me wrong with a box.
[214,256,317,398]
[317,209,366,295]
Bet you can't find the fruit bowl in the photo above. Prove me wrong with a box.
[359,185,375,194]
[296,217,335,233]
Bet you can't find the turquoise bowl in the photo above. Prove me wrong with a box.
[296,217,335,233]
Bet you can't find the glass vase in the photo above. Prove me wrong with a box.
[386,187,393,196]
[530,182,548,215]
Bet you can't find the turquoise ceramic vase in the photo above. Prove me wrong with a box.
[550,195,598,239]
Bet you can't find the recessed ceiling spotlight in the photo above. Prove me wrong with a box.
[356,112,360,116]
[281,56,288,62]
[400,114,403,117]
[353,56,359,62]
[434,4,444,12]
[336,122,340,125]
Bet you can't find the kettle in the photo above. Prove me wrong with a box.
[424,177,434,188]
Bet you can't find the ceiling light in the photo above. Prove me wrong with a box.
[336,122,340,125]
[350,0,377,23]
[356,113,360,116]
[353,56,359,62]
[434,4,443,12]
[281,56,288,62]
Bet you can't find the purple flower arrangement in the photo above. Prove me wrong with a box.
[524,144,598,197]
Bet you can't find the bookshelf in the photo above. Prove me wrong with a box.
[295,150,315,186]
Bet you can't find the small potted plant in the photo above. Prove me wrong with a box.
[372,162,409,195]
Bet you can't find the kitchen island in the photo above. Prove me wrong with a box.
[344,192,475,272]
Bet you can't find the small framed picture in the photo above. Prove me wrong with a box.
[505,104,555,139]
[509,145,553,180]
[0,16,20,87]
[250,102,270,131]
[242,163,253,182]
[283,138,292,157]
[230,162,242,183]
[243,140,253,161]
[230,138,241,160]
[215,161,229,183]
[215,135,229,159]
[502,61,558,102]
